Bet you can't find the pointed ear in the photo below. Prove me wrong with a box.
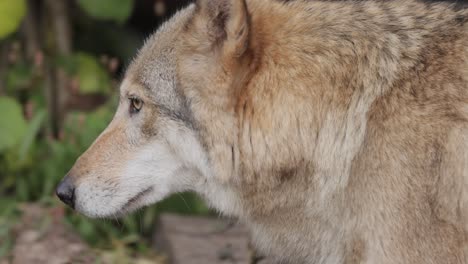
[196,0,250,58]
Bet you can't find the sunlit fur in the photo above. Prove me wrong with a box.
[63,0,468,263]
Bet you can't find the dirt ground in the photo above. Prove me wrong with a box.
[1,204,273,264]
[1,204,163,264]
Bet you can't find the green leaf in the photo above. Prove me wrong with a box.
[77,0,134,23]
[0,0,26,39]
[0,97,27,152]
[56,53,112,95]
[19,109,46,161]
[75,53,112,94]
[6,62,34,91]
[0,198,17,217]
[16,176,29,201]
[55,54,79,75]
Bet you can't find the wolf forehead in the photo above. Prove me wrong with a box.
[126,5,196,125]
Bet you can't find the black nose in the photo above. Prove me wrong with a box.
[56,176,75,209]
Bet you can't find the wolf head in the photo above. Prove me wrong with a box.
[56,0,252,218]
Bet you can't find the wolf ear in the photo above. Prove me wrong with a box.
[196,0,250,58]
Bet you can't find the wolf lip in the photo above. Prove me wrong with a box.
[122,187,153,210]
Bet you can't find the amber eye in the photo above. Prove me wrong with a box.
[129,97,143,114]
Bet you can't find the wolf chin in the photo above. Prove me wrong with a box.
[56,0,468,263]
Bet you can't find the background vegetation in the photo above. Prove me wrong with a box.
[0,0,210,261]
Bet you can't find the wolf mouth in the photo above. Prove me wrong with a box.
[121,187,154,211]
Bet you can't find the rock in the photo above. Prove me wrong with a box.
[153,214,276,264]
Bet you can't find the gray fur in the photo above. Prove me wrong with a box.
[126,5,196,128]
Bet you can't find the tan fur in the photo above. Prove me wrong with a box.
[176,0,468,262]
[62,0,468,263]
[69,81,158,185]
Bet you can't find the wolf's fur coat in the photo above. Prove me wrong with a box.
[60,0,468,263]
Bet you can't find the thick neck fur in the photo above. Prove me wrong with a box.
[205,0,443,207]
[178,0,468,262]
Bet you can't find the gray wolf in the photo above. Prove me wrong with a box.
[56,0,468,263]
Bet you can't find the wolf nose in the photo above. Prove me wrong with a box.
[56,176,75,209]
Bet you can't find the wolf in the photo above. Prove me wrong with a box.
[56,0,468,263]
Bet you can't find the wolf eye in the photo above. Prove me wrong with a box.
[129,97,143,114]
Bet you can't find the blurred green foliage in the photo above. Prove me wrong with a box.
[0,0,26,39]
[77,0,134,24]
[0,0,208,261]
[58,52,112,94]
[0,97,27,151]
